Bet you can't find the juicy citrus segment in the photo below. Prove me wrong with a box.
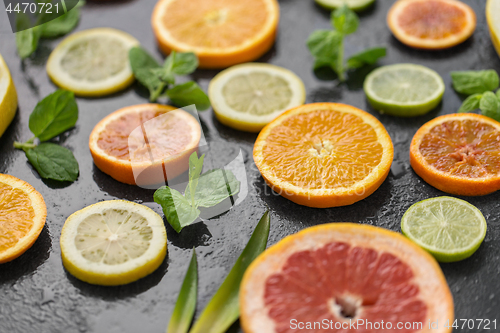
[0,174,46,264]
[0,54,18,138]
[89,104,201,186]
[410,113,500,196]
[46,28,139,97]
[364,64,445,117]
[402,197,487,263]
[60,200,167,286]
[152,0,279,68]
[253,103,393,207]
[487,0,500,58]
[240,223,454,333]
[387,0,476,49]
[209,63,306,132]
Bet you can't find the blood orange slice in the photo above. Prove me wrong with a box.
[240,223,454,333]
[387,0,476,50]
[410,113,500,196]
[89,104,201,186]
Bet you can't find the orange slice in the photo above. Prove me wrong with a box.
[89,104,201,186]
[387,0,476,50]
[410,113,500,196]
[253,103,393,208]
[151,0,279,68]
[240,223,454,333]
[0,174,46,264]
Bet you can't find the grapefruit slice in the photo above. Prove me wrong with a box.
[151,0,279,68]
[253,103,393,208]
[387,0,476,50]
[410,113,500,196]
[0,174,46,263]
[89,104,201,186]
[240,223,454,333]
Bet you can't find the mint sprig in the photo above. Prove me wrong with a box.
[13,90,79,182]
[452,70,500,121]
[129,47,210,110]
[307,5,386,81]
[154,152,239,233]
[15,1,85,59]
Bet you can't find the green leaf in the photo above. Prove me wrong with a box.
[187,152,205,206]
[129,46,161,69]
[313,57,335,70]
[166,82,211,111]
[189,211,270,333]
[129,47,164,97]
[458,93,482,113]
[164,51,199,76]
[39,2,82,38]
[186,169,240,208]
[25,143,79,182]
[496,89,500,99]
[15,14,41,59]
[480,91,500,122]
[306,30,341,60]
[154,186,200,233]
[167,249,198,333]
[29,90,79,142]
[346,47,386,69]
[332,5,359,35]
[451,70,500,95]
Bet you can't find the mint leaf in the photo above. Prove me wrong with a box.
[25,143,79,181]
[332,5,359,35]
[451,70,500,95]
[189,211,270,333]
[307,30,341,60]
[29,90,78,142]
[480,91,500,121]
[16,13,41,59]
[166,82,211,111]
[185,169,240,208]
[347,47,386,69]
[458,94,482,113]
[129,47,163,97]
[168,249,198,333]
[164,51,199,76]
[187,152,204,206]
[40,1,83,38]
[154,186,200,233]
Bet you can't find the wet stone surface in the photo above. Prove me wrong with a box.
[0,0,499,332]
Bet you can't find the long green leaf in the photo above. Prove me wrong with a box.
[189,211,270,333]
[167,249,198,333]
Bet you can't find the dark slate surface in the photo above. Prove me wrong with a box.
[0,0,499,332]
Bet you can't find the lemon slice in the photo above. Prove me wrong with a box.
[487,0,500,58]
[209,63,306,132]
[47,28,139,97]
[364,63,445,117]
[401,197,487,263]
[0,54,18,138]
[60,200,167,286]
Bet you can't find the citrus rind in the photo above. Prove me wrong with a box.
[0,54,18,138]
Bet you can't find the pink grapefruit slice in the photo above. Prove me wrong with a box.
[240,223,453,333]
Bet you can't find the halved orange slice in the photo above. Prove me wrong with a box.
[0,174,46,264]
[89,104,201,186]
[151,0,279,68]
[387,0,476,49]
[253,103,393,208]
[410,113,500,196]
[240,223,454,333]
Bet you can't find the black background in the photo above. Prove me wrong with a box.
[0,0,499,332]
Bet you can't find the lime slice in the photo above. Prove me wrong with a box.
[315,0,375,11]
[487,0,500,58]
[364,64,445,117]
[47,28,139,97]
[209,63,305,132]
[401,196,487,262]
[60,200,167,285]
[0,54,17,138]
